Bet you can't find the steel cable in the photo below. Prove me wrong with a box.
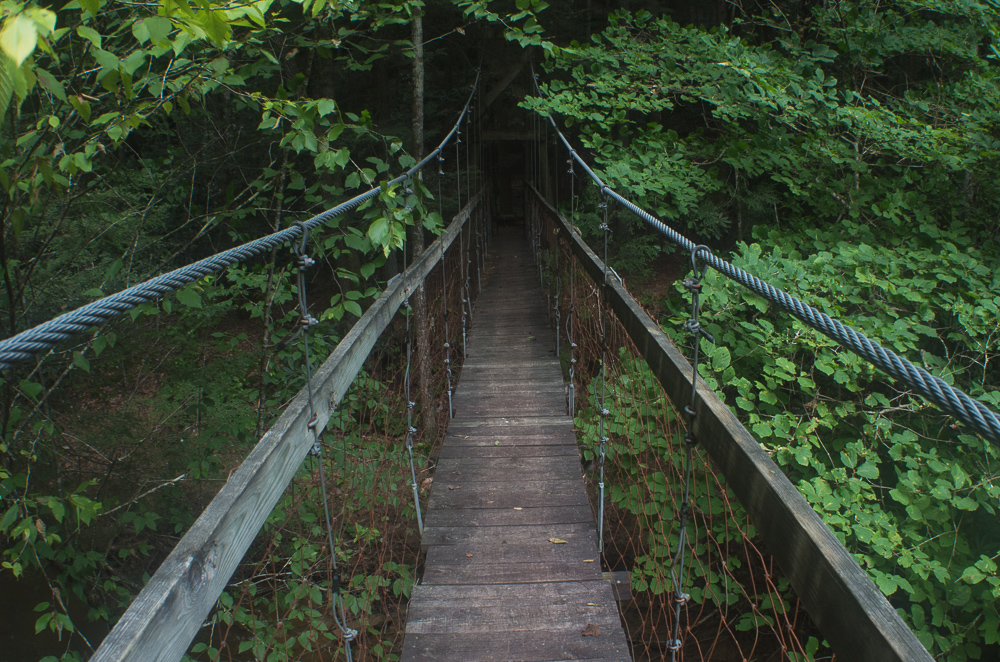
[530,72,1000,448]
[0,70,482,372]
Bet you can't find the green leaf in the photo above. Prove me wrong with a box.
[712,346,731,371]
[856,460,879,480]
[145,16,172,45]
[344,301,362,317]
[73,351,90,373]
[367,217,389,246]
[20,379,43,399]
[0,506,18,532]
[79,0,100,17]
[76,26,101,49]
[176,287,202,308]
[1,15,38,66]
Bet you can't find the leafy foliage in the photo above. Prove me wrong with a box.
[529,3,1000,659]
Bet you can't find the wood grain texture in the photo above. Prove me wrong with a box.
[529,184,932,662]
[90,192,486,662]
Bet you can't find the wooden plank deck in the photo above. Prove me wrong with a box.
[401,230,631,662]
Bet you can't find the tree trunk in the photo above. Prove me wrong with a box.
[411,9,436,442]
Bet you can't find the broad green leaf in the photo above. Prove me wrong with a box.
[145,16,172,45]
[712,346,731,371]
[0,15,38,67]
[856,460,879,480]
[76,26,101,49]
[176,287,202,308]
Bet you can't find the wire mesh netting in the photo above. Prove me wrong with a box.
[526,191,824,661]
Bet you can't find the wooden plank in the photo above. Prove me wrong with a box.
[436,455,582,476]
[530,184,933,662]
[443,433,576,446]
[424,504,594,527]
[409,581,613,604]
[401,631,630,662]
[427,481,589,509]
[423,522,597,547]
[425,538,599,566]
[421,561,603,585]
[445,416,573,427]
[90,191,486,662]
[405,602,623,634]
[438,445,578,459]
[452,403,569,418]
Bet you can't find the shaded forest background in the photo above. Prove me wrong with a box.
[0,0,999,660]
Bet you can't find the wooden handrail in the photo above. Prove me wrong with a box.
[91,190,485,662]
[527,183,932,662]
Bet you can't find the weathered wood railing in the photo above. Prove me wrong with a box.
[527,183,932,662]
[91,190,485,662]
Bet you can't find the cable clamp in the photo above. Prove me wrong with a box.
[342,628,358,642]
[444,358,451,365]
[667,639,682,652]
[600,408,610,417]
[408,400,416,410]
[298,254,315,270]
[684,431,697,447]
[570,358,577,365]
[301,314,319,328]
[598,223,611,233]
[682,277,702,293]
[683,316,714,343]
[675,592,690,605]
[444,342,451,349]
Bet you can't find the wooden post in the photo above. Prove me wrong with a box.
[90,191,485,662]
[527,184,932,662]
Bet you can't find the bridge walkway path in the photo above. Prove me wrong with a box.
[400,227,631,662]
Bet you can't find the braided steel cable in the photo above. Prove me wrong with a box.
[0,70,481,372]
[530,73,1000,448]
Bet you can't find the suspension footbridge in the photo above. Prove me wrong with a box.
[2,67,994,662]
